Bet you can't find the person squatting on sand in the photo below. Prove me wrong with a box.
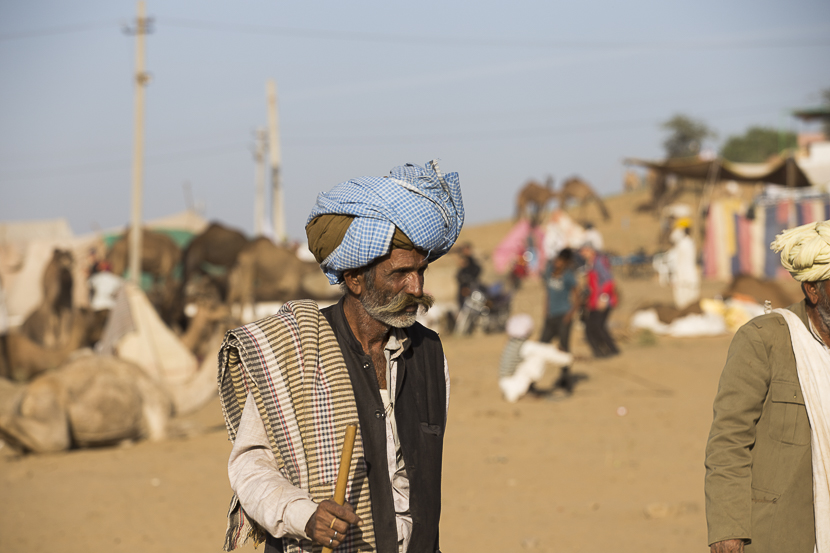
[705,219,830,553]
[219,161,464,553]
[498,314,573,403]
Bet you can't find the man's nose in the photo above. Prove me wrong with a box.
[405,272,424,297]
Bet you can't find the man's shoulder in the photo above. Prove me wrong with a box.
[740,300,804,334]
[407,321,441,342]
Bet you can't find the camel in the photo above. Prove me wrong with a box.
[623,170,642,193]
[3,308,93,382]
[107,228,182,323]
[558,177,611,221]
[722,274,797,310]
[179,299,235,361]
[0,353,172,453]
[21,249,74,349]
[226,238,339,319]
[182,222,249,298]
[515,176,557,224]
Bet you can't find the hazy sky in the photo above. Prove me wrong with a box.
[1,0,828,240]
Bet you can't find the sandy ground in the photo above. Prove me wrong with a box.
[2,270,792,553]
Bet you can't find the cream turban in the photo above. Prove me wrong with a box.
[770,220,830,282]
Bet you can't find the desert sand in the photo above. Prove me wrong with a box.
[0,190,802,553]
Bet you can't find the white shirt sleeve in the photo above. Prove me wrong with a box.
[227,392,319,540]
[444,355,450,424]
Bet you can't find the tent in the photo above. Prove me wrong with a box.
[625,153,814,188]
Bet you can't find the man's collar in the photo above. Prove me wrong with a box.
[385,327,411,360]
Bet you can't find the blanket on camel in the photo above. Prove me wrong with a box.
[218,300,375,553]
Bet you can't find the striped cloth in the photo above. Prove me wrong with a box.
[307,160,464,284]
[218,300,375,553]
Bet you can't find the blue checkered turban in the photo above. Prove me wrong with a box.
[306,160,465,284]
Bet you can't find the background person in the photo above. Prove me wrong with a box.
[580,243,619,358]
[540,247,580,394]
[498,313,573,403]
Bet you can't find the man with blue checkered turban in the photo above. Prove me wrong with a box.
[225,160,463,553]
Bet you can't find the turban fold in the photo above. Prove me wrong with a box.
[770,220,830,282]
[306,160,465,284]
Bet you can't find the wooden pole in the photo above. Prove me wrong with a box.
[128,1,149,285]
[254,128,267,236]
[323,424,357,553]
[266,79,286,243]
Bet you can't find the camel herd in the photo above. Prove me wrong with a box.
[0,222,340,453]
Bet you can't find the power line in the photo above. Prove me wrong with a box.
[0,21,119,42]
[2,17,828,51]
[161,17,830,51]
[0,141,248,181]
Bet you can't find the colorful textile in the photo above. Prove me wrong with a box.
[492,220,547,276]
[218,300,375,553]
[307,160,464,284]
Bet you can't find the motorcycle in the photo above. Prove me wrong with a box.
[454,282,512,336]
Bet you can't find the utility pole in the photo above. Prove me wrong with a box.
[126,1,152,285]
[253,128,268,236]
[266,79,286,243]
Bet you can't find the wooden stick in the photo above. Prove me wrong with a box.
[323,424,357,553]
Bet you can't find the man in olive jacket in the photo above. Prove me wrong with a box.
[704,220,830,553]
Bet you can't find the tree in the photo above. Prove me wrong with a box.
[721,126,797,163]
[661,114,716,159]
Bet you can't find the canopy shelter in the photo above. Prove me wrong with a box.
[792,106,830,123]
[624,154,814,188]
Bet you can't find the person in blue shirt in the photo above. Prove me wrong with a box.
[540,248,579,394]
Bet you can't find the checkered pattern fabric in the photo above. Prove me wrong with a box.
[308,159,465,283]
[218,300,375,553]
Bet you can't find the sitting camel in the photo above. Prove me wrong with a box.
[2,308,92,382]
[0,353,172,453]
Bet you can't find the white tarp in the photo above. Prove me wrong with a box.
[113,283,198,386]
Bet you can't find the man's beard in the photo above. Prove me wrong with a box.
[815,282,830,332]
[361,277,435,328]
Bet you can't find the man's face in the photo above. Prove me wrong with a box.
[359,248,434,328]
[812,280,830,330]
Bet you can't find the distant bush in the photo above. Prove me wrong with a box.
[721,126,797,163]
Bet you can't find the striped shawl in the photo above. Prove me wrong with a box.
[218,300,375,553]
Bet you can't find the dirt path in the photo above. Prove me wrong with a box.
[0,275,751,553]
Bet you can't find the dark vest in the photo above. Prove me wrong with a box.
[266,299,446,553]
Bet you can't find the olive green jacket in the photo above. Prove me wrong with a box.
[705,300,815,552]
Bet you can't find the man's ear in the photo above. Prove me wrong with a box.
[803,282,820,306]
[343,269,364,296]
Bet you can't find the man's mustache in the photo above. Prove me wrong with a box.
[373,291,435,315]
